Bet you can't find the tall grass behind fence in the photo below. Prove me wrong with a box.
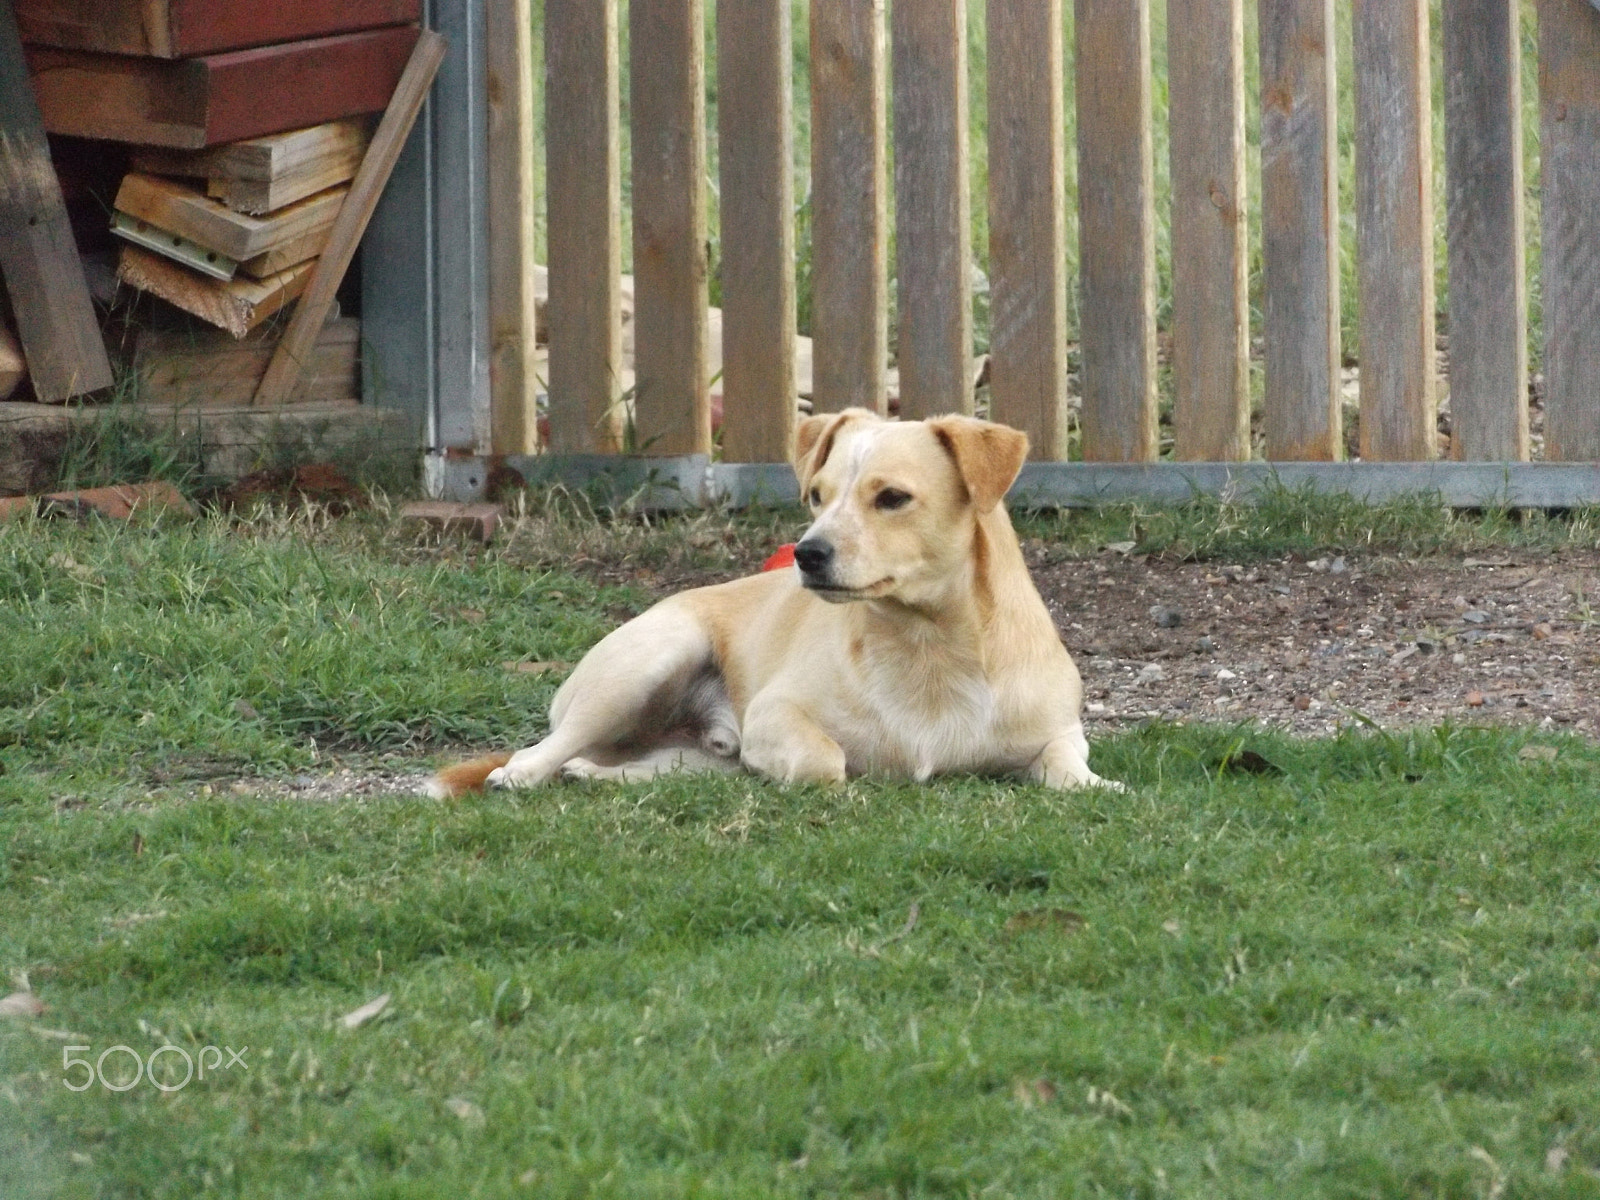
[526,0,1590,468]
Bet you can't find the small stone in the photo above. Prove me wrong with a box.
[1137,663,1167,684]
[1195,636,1216,653]
[1467,691,1486,707]
[1215,669,1238,681]
[1462,609,1491,624]
[1149,604,1183,629]
[1292,694,1312,711]
[1452,653,1466,665]
[1533,622,1552,640]
[1328,556,1347,575]
[1307,558,1330,573]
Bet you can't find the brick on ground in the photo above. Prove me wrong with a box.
[400,500,503,543]
[37,482,196,520]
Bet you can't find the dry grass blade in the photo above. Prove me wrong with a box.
[1004,908,1088,939]
[340,993,391,1030]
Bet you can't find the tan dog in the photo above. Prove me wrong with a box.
[429,409,1119,797]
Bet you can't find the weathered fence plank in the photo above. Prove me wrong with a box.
[487,0,538,454]
[1444,0,1527,461]
[717,0,796,463]
[810,0,888,414]
[1168,0,1249,461]
[545,0,622,453]
[1539,0,1600,461]
[630,0,709,455]
[891,0,971,419]
[986,0,1068,459]
[1258,0,1340,460]
[1353,0,1436,461]
[1074,0,1157,461]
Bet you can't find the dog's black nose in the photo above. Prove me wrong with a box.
[792,538,834,575]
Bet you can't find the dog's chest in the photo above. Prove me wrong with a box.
[841,654,1016,779]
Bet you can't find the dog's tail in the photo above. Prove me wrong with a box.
[425,752,513,800]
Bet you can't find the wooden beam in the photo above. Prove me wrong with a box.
[810,0,888,414]
[1168,0,1250,461]
[254,30,445,405]
[629,0,709,455]
[486,0,538,454]
[0,0,113,401]
[1353,0,1436,461]
[986,0,1068,458]
[1538,0,1600,461]
[891,0,971,419]
[545,0,622,453]
[26,26,419,148]
[135,317,359,407]
[1443,0,1527,461]
[1259,0,1341,460]
[115,174,346,260]
[15,0,419,58]
[118,246,314,338]
[716,0,796,463]
[1075,0,1157,461]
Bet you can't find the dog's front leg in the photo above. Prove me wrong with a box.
[1029,728,1124,791]
[740,696,848,785]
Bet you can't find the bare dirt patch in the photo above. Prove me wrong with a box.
[1027,545,1600,738]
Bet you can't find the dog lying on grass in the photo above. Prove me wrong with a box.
[430,409,1120,796]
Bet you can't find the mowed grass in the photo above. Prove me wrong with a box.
[3,499,1600,1198]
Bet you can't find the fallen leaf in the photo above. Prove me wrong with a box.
[1004,908,1087,938]
[1533,622,1553,640]
[233,699,260,721]
[1162,919,1182,935]
[1292,694,1313,712]
[457,608,486,623]
[0,991,45,1019]
[1104,541,1137,556]
[340,993,391,1029]
[500,661,571,674]
[1518,745,1559,763]
[446,1096,485,1126]
[1012,1077,1058,1108]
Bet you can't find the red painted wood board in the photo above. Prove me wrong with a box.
[16,0,419,58]
[26,25,419,148]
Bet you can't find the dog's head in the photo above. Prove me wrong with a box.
[790,409,1029,606]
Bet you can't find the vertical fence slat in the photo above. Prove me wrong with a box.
[717,0,796,463]
[546,0,622,453]
[1168,0,1249,461]
[1444,0,1527,461]
[630,0,709,455]
[1259,0,1340,460]
[487,0,538,454]
[1075,0,1157,461]
[1539,0,1600,462]
[810,0,888,414]
[891,0,971,419]
[986,0,1068,458]
[1354,0,1436,461]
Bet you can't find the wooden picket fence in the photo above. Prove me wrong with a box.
[469,0,1600,508]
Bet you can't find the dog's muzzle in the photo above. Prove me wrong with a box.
[793,537,836,587]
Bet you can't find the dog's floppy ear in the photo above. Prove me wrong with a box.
[794,407,876,491]
[929,416,1029,513]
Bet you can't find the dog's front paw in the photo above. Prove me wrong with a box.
[487,760,543,789]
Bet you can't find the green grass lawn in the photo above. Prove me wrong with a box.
[4,501,1599,1198]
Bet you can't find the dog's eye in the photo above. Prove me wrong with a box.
[808,487,822,507]
[874,488,912,511]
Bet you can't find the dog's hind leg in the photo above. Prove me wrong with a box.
[1029,728,1124,791]
[488,601,716,789]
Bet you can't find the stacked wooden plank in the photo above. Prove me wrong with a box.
[110,119,369,337]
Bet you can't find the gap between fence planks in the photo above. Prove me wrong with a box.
[1444,0,1527,461]
[716,0,795,463]
[254,30,445,406]
[1259,0,1340,460]
[630,0,708,456]
[0,0,114,401]
[1353,0,1436,461]
[891,0,971,420]
[1075,0,1157,461]
[1538,0,1600,462]
[545,0,622,454]
[809,0,888,415]
[1168,0,1249,461]
[486,0,538,454]
[986,0,1068,459]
